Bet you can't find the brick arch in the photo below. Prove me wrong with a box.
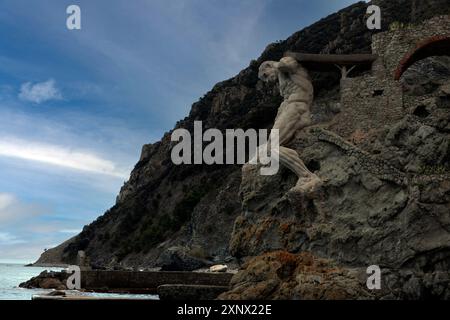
[394,35,450,80]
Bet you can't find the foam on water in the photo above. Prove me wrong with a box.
[0,263,63,300]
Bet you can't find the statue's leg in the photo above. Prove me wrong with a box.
[272,101,322,193]
[245,101,322,193]
[275,145,322,194]
[277,146,311,177]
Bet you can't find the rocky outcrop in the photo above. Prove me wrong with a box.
[225,69,450,299]
[19,271,68,290]
[219,251,450,300]
[219,251,373,300]
[33,237,75,267]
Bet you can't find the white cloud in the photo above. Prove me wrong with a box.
[0,232,26,245]
[0,193,45,225]
[0,193,85,262]
[0,137,127,178]
[58,229,82,234]
[0,193,15,211]
[0,241,60,264]
[18,79,62,104]
[206,2,268,75]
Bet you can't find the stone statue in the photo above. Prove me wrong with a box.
[256,56,322,194]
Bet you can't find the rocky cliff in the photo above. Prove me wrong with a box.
[221,55,450,298]
[36,0,450,299]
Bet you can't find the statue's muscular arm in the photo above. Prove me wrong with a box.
[273,57,313,144]
[277,57,298,73]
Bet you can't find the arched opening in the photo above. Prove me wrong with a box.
[400,55,450,96]
[394,35,450,80]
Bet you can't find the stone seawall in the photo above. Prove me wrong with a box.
[21,270,233,295]
[81,271,232,292]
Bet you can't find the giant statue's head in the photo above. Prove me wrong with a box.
[258,61,278,82]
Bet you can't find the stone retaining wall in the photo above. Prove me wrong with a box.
[372,15,450,78]
[332,75,404,138]
[332,15,449,141]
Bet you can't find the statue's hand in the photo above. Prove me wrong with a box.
[277,57,298,73]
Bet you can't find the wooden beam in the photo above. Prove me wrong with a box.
[284,51,378,72]
[285,52,378,65]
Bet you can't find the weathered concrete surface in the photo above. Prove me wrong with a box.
[21,270,233,294]
[158,285,229,300]
[32,295,151,301]
[81,271,233,293]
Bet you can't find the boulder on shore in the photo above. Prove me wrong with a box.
[19,270,68,290]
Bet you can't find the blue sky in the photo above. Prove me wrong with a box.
[0,0,359,263]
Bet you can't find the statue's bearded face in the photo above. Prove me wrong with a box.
[258,61,278,82]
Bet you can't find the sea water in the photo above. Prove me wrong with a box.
[0,263,158,300]
[0,263,63,300]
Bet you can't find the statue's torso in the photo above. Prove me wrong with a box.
[278,67,313,104]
